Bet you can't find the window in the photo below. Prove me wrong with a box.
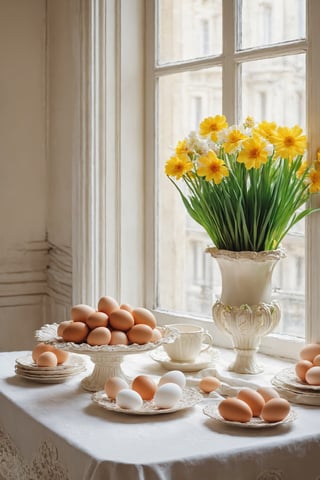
[145,0,320,358]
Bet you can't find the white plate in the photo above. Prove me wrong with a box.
[16,353,86,372]
[149,346,219,372]
[203,404,297,429]
[272,367,320,392]
[92,387,202,415]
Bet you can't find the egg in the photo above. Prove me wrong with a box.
[305,366,320,385]
[87,327,111,346]
[86,311,109,329]
[300,343,320,362]
[132,307,157,328]
[120,303,134,313]
[256,386,280,403]
[261,398,290,423]
[151,328,162,342]
[127,324,153,344]
[295,359,313,382]
[71,304,95,322]
[218,398,253,423]
[37,351,58,367]
[98,296,119,316]
[62,322,89,343]
[237,388,265,417]
[57,320,73,337]
[116,389,143,410]
[109,330,129,345]
[199,376,221,393]
[158,370,186,389]
[105,377,129,400]
[154,383,183,409]
[109,309,135,331]
[52,347,69,365]
[32,343,54,362]
[132,375,157,400]
[313,354,320,366]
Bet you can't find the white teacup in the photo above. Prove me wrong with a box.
[164,324,213,362]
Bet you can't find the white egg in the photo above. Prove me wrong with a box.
[154,383,182,409]
[116,389,143,410]
[158,370,186,389]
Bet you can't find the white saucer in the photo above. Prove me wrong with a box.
[150,346,219,372]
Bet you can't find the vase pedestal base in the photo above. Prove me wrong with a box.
[212,301,281,375]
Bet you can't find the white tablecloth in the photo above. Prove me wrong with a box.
[1,350,320,480]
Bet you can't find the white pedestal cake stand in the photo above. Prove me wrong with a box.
[35,324,178,392]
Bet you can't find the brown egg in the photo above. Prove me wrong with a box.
[57,321,73,337]
[52,347,69,365]
[37,351,58,367]
[256,386,280,403]
[313,354,320,366]
[98,296,119,315]
[32,343,54,363]
[62,322,89,343]
[120,303,134,313]
[127,324,153,344]
[105,377,129,400]
[71,304,95,322]
[109,330,129,345]
[295,359,313,382]
[132,375,157,400]
[305,366,320,385]
[199,376,221,393]
[86,311,108,329]
[87,327,111,346]
[261,398,290,423]
[132,307,157,328]
[218,398,253,423]
[300,343,320,362]
[151,328,162,342]
[109,309,135,331]
[237,388,265,417]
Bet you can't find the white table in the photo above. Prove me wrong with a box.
[1,350,320,480]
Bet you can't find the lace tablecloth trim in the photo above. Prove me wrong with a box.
[0,425,70,480]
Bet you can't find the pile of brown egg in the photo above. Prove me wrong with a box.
[57,296,162,346]
[295,343,320,385]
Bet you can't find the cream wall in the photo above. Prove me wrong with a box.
[0,0,76,350]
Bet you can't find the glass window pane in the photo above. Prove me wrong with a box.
[158,68,222,314]
[157,0,222,65]
[240,54,306,128]
[238,0,306,50]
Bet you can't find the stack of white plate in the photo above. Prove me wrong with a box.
[15,353,87,384]
[272,366,320,406]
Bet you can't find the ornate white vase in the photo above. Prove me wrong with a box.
[206,247,286,374]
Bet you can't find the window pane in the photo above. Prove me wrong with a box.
[240,54,306,128]
[238,0,306,50]
[157,0,222,65]
[158,68,222,314]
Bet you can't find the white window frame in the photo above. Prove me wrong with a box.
[73,0,320,361]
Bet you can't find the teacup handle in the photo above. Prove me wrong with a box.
[200,331,213,352]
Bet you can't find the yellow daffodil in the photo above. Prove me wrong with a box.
[199,115,228,142]
[273,125,307,161]
[175,139,190,155]
[222,128,248,154]
[309,167,320,193]
[243,116,255,128]
[197,151,229,183]
[165,154,193,180]
[297,160,308,178]
[237,134,269,169]
[254,121,277,143]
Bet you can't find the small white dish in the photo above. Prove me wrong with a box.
[92,387,202,415]
[203,404,297,429]
[150,346,219,372]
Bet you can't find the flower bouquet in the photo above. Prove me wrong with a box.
[165,115,320,252]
